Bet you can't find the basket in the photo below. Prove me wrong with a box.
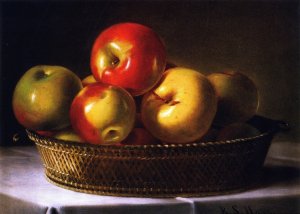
[26,115,288,197]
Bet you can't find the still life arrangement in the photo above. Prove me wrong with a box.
[12,23,287,197]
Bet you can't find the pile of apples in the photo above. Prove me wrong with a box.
[13,23,260,146]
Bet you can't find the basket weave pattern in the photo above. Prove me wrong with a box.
[27,127,274,197]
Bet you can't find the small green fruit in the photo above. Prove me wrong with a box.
[12,65,83,131]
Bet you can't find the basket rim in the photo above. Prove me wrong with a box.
[26,115,284,150]
[26,128,272,150]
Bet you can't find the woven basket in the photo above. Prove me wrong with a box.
[26,115,288,197]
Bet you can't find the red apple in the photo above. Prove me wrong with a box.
[90,22,166,96]
[120,128,159,146]
[70,82,136,145]
[12,65,83,131]
[36,130,55,137]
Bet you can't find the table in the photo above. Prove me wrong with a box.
[0,141,299,214]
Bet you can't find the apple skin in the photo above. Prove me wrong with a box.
[120,128,159,146]
[12,65,83,131]
[90,22,166,96]
[82,75,97,87]
[54,128,85,143]
[141,67,218,144]
[70,82,136,145]
[207,71,259,126]
[36,130,55,137]
[217,123,261,141]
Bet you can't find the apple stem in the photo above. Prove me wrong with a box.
[111,57,120,66]
[152,91,165,102]
[168,100,180,106]
[34,70,48,80]
[151,92,180,105]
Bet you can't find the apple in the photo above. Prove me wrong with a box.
[207,71,259,126]
[120,128,159,146]
[12,65,83,131]
[82,75,97,87]
[54,128,85,143]
[90,22,166,96]
[141,67,218,144]
[36,130,55,137]
[70,82,136,145]
[217,123,261,141]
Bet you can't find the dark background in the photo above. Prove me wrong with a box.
[0,1,299,146]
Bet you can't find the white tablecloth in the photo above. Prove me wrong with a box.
[0,141,299,214]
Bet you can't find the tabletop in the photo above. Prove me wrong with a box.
[0,141,299,214]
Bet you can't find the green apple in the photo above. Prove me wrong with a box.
[207,71,259,126]
[141,67,218,144]
[12,65,83,131]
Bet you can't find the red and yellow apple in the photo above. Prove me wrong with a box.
[207,71,259,126]
[90,22,166,96]
[12,65,83,131]
[217,123,261,141]
[82,75,97,87]
[70,82,136,145]
[141,67,218,144]
[120,128,159,146]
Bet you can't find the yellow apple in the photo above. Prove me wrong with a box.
[207,71,259,126]
[82,75,97,87]
[217,123,261,141]
[54,128,85,143]
[141,67,217,144]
